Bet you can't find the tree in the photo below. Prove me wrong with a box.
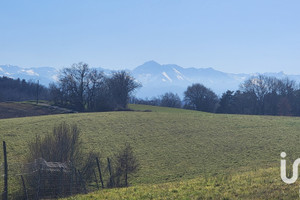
[240,75,271,114]
[51,62,110,111]
[240,75,297,115]
[114,144,139,187]
[160,92,182,108]
[108,71,141,109]
[278,97,292,116]
[184,83,218,112]
[86,69,105,111]
[0,76,49,102]
[216,90,234,113]
[232,90,257,115]
[51,65,141,111]
[58,62,90,111]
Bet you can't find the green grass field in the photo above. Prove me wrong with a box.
[1,104,300,199]
[63,167,299,200]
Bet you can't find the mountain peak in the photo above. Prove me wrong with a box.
[133,60,163,73]
[142,60,161,67]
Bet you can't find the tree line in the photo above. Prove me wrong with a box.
[0,62,140,112]
[217,75,300,116]
[133,75,300,116]
[0,76,48,102]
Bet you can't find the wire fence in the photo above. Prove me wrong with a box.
[0,142,105,200]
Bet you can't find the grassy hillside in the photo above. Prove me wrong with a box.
[64,167,298,200]
[0,104,300,198]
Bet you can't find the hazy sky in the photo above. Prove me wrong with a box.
[1,0,300,74]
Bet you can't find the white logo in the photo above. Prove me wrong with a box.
[280,152,300,184]
[280,152,300,197]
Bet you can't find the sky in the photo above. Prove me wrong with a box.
[0,0,300,74]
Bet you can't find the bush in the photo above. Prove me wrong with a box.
[28,122,82,165]
[25,122,98,198]
[113,144,139,187]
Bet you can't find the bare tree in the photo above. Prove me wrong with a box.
[114,144,139,187]
[86,69,105,111]
[240,75,297,115]
[51,65,141,111]
[160,92,182,108]
[58,62,90,111]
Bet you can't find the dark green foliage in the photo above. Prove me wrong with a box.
[217,75,300,116]
[160,92,182,108]
[184,83,218,112]
[108,71,142,109]
[0,76,49,102]
[216,90,234,113]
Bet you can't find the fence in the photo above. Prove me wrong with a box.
[0,141,107,200]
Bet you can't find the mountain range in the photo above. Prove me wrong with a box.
[1,61,300,98]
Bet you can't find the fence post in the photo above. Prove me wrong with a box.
[96,157,104,188]
[93,169,99,189]
[35,169,41,200]
[21,175,28,200]
[70,164,73,196]
[59,167,63,197]
[78,170,87,194]
[107,157,114,187]
[2,141,8,200]
[74,168,79,193]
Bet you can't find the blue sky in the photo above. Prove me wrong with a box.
[0,0,300,74]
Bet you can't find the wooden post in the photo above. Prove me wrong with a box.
[125,169,128,187]
[78,170,87,194]
[107,157,114,187]
[74,168,79,193]
[36,169,41,200]
[96,157,104,188]
[59,167,63,196]
[2,141,8,200]
[21,175,28,200]
[93,169,99,189]
[70,165,73,195]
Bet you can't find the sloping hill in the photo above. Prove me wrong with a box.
[63,168,298,200]
[0,105,299,198]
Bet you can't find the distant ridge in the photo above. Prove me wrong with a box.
[1,62,300,98]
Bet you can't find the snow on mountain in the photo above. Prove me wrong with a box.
[131,61,244,97]
[1,61,300,98]
[162,72,172,82]
[0,65,58,86]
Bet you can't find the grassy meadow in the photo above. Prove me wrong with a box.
[0,104,300,198]
[64,167,299,200]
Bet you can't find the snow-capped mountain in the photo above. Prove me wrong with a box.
[132,61,249,97]
[1,61,300,98]
[132,61,300,97]
[0,65,58,86]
